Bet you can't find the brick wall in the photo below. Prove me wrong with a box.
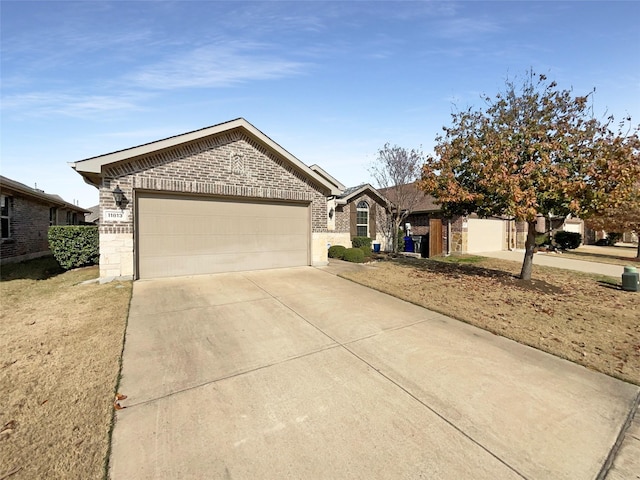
[332,193,391,249]
[100,131,327,235]
[406,212,430,236]
[333,194,384,235]
[1,196,50,262]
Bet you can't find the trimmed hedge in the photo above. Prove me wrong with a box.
[48,226,99,270]
[554,231,582,250]
[343,247,365,263]
[328,245,347,259]
[359,245,372,258]
[352,236,372,248]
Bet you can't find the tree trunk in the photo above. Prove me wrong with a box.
[520,221,537,281]
[392,217,400,254]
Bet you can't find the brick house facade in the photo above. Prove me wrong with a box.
[71,119,339,280]
[325,185,391,251]
[0,176,88,265]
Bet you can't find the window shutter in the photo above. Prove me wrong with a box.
[370,205,376,239]
[350,204,357,239]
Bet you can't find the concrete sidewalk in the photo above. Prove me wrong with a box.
[110,267,639,479]
[476,249,627,278]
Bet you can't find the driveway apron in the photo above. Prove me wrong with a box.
[110,267,639,479]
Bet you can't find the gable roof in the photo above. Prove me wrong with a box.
[84,205,100,224]
[70,118,340,195]
[335,183,390,206]
[378,182,441,213]
[0,175,89,213]
[309,164,346,191]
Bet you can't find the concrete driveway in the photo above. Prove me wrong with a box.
[110,267,639,479]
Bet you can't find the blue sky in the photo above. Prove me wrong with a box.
[2,1,639,208]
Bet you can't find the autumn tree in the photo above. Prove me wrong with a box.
[586,203,640,258]
[420,72,639,280]
[369,143,424,253]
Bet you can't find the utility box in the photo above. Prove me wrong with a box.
[622,266,639,292]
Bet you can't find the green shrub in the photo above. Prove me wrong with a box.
[343,247,365,263]
[596,233,622,246]
[328,245,347,259]
[48,226,99,270]
[606,232,622,245]
[359,245,372,258]
[554,231,582,250]
[535,233,549,246]
[351,236,372,248]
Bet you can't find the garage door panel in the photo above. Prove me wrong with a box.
[137,194,310,279]
[467,219,505,253]
[140,249,309,278]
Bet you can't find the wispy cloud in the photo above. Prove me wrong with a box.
[127,42,310,90]
[1,92,149,118]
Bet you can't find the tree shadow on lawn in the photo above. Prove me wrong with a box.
[389,256,565,295]
[0,256,64,282]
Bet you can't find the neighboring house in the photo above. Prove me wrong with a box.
[309,165,391,249]
[378,183,446,256]
[84,205,100,225]
[379,182,520,255]
[535,214,585,245]
[327,183,390,250]
[71,118,340,281]
[0,175,89,265]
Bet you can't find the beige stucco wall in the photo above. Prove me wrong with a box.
[311,232,329,266]
[99,232,134,281]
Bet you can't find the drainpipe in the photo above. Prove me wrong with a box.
[446,219,452,256]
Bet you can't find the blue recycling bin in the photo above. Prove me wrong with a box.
[373,243,381,253]
[403,236,414,253]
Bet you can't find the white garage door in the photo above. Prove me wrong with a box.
[137,193,310,279]
[467,218,505,253]
[563,223,582,234]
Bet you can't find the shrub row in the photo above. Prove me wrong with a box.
[328,245,346,259]
[351,236,372,248]
[328,237,374,263]
[48,226,99,270]
[343,247,365,263]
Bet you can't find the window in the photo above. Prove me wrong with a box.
[1,195,10,239]
[66,211,77,225]
[356,201,369,237]
[50,207,57,226]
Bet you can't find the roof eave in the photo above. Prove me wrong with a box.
[338,184,392,207]
[0,176,89,212]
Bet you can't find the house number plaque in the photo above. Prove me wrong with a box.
[104,209,130,222]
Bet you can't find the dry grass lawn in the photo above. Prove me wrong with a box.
[340,255,640,386]
[0,257,131,480]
